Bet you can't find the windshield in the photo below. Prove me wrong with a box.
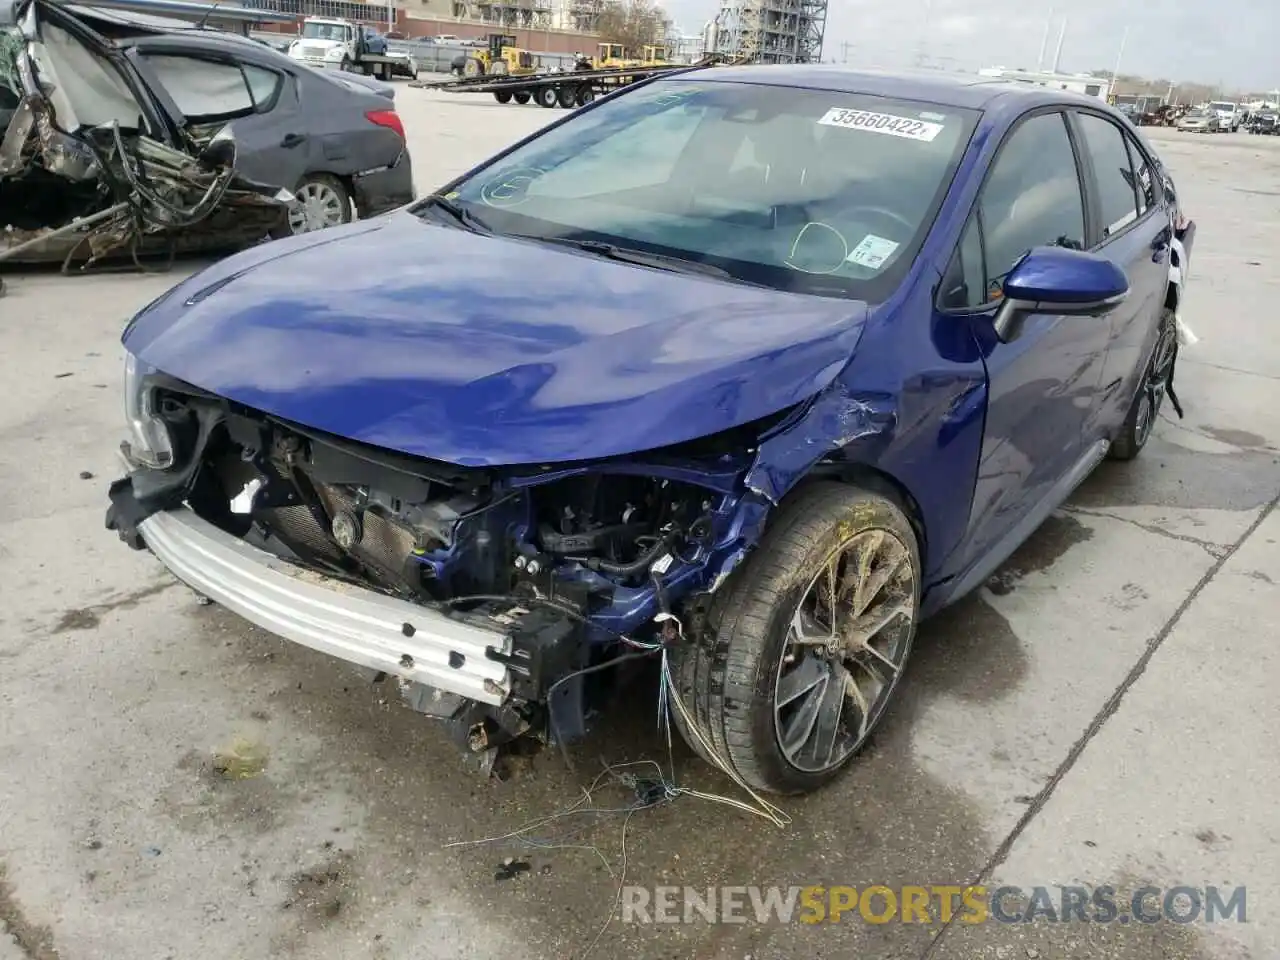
[301,22,349,41]
[1209,102,1234,112]
[440,79,977,300]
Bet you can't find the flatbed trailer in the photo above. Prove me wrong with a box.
[409,55,740,109]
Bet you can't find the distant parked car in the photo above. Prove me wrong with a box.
[1177,109,1220,133]
[1207,100,1240,132]
[1247,112,1279,135]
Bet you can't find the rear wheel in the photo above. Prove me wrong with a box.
[575,85,595,106]
[1109,308,1178,461]
[670,483,921,794]
[556,85,576,108]
[276,173,352,238]
[513,91,531,104]
[536,84,559,108]
[494,90,512,104]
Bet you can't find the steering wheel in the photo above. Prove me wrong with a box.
[842,205,915,236]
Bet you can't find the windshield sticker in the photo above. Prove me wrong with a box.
[818,108,944,142]
[846,234,901,269]
[919,111,947,122]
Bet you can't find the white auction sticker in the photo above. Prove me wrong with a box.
[846,234,901,269]
[817,107,945,142]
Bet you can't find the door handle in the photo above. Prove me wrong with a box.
[280,133,307,148]
[1151,225,1172,263]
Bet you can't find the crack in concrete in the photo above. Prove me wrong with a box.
[1061,506,1229,558]
[1180,357,1280,384]
[921,492,1280,959]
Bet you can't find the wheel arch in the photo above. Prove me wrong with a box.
[798,462,929,572]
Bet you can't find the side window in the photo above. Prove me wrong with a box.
[1076,113,1140,239]
[939,215,985,310]
[979,112,1085,299]
[1125,135,1158,217]
[141,54,280,122]
[243,64,283,111]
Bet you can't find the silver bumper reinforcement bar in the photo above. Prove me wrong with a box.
[138,506,512,704]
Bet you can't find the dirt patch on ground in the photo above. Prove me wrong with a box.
[0,862,58,960]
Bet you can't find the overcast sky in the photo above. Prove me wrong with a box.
[664,0,1279,93]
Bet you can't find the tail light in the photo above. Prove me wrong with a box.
[366,109,404,139]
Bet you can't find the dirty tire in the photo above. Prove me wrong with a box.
[669,482,921,795]
[575,85,595,106]
[556,85,576,108]
[513,90,531,104]
[536,84,559,108]
[1109,308,1178,461]
[494,90,513,104]
[339,56,352,72]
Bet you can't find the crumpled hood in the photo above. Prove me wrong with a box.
[124,213,869,466]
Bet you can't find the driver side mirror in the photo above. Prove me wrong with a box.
[993,246,1129,343]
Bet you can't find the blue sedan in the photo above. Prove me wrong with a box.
[106,67,1195,795]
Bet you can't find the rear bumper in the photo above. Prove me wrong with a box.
[353,153,415,218]
[125,502,512,705]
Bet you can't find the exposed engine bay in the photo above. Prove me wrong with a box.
[1,0,289,269]
[107,376,792,769]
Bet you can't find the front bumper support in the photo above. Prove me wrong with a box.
[130,505,513,705]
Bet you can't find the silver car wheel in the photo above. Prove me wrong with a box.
[288,181,347,234]
[772,528,916,774]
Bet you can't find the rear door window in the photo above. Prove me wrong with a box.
[1076,112,1140,240]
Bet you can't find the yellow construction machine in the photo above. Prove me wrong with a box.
[592,42,645,70]
[462,34,538,77]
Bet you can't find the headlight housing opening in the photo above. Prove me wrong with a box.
[122,353,174,470]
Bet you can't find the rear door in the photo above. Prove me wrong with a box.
[1068,109,1172,436]
[128,44,312,191]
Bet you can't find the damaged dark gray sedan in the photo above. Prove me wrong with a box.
[1,0,414,267]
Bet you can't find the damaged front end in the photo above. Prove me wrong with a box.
[0,0,289,269]
[105,367,832,769]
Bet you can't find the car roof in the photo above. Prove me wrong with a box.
[675,64,1110,113]
[120,29,291,60]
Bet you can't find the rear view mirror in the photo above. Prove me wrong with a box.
[993,246,1129,342]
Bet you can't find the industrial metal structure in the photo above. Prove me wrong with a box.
[709,0,824,64]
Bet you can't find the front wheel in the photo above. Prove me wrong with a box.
[670,483,921,795]
[1108,308,1178,461]
[575,85,595,106]
[536,84,559,108]
[494,90,512,104]
[513,90,531,104]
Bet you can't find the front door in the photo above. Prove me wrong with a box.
[940,110,1113,579]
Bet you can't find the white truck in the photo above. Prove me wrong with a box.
[1207,100,1240,132]
[288,17,400,80]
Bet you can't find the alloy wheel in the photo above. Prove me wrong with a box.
[773,528,916,773]
[288,182,347,234]
[1136,320,1178,447]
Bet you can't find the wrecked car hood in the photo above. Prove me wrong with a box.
[123,214,870,466]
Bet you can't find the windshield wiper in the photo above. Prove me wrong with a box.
[414,194,492,234]
[539,237,736,281]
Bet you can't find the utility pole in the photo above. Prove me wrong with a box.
[914,0,933,67]
[840,39,851,63]
[1107,25,1128,100]
[1050,17,1066,73]
[1035,7,1053,71]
